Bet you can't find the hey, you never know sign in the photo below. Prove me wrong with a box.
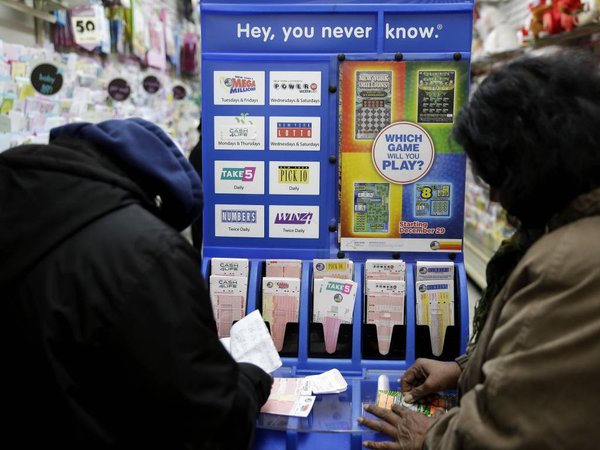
[202,10,472,54]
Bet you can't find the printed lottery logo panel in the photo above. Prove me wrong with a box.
[215,204,265,237]
[214,116,265,150]
[269,71,321,106]
[269,161,320,195]
[213,71,265,105]
[214,161,265,194]
[269,205,319,239]
[269,116,321,151]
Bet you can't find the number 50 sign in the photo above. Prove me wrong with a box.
[71,11,99,47]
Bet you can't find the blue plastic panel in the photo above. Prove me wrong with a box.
[200,1,474,447]
[383,12,472,52]
[202,57,338,259]
[202,8,473,54]
[203,13,379,53]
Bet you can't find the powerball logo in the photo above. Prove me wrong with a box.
[273,81,318,93]
[220,167,256,182]
[222,76,257,94]
[277,122,312,138]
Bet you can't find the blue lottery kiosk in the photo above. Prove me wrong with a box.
[200,1,474,448]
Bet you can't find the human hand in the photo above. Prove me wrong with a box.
[358,404,434,450]
[400,358,461,403]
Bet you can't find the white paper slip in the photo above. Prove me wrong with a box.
[262,277,301,351]
[219,337,231,353]
[305,368,348,394]
[229,310,282,374]
[211,257,249,277]
[415,261,454,281]
[415,281,455,357]
[365,279,406,355]
[265,259,303,279]
[365,259,406,281]
[377,374,390,392]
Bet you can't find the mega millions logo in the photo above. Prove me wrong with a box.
[220,166,256,182]
[222,75,257,94]
[277,165,309,184]
[274,211,314,225]
[277,121,312,138]
[273,81,318,93]
[221,209,257,223]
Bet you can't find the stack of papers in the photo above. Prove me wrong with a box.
[312,259,354,283]
[313,278,358,353]
[364,259,406,355]
[209,258,250,338]
[305,368,348,394]
[260,369,348,417]
[415,262,455,357]
[265,259,303,279]
[262,277,301,352]
[260,378,316,418]
[365,279,405,355]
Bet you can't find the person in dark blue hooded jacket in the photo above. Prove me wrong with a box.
[0,118,271,450]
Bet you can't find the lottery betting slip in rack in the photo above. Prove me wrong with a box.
[262,277,301,352]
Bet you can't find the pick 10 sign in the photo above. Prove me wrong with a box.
[371,121,434,184]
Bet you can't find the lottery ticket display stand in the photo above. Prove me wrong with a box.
[200,1,474,448]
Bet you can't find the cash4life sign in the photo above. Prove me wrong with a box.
[371,122,434,184]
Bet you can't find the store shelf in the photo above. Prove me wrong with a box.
[471,22,600,74]
[0,0,56,22]
[464,229,497,289]
[0,0,94,23]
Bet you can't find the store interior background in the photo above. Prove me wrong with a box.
[1,0,599,341]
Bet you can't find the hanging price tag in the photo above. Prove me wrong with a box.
[71,14,100,46]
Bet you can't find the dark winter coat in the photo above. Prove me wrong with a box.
[0,120,270,449]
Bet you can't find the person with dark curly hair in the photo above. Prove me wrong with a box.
[359,49,600,449]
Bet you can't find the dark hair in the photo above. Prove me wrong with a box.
[454,49,600,228]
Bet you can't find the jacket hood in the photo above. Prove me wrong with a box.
[0,118,202,286]
[50,118,203,231]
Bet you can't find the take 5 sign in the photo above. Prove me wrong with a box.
[214,161,265,194]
